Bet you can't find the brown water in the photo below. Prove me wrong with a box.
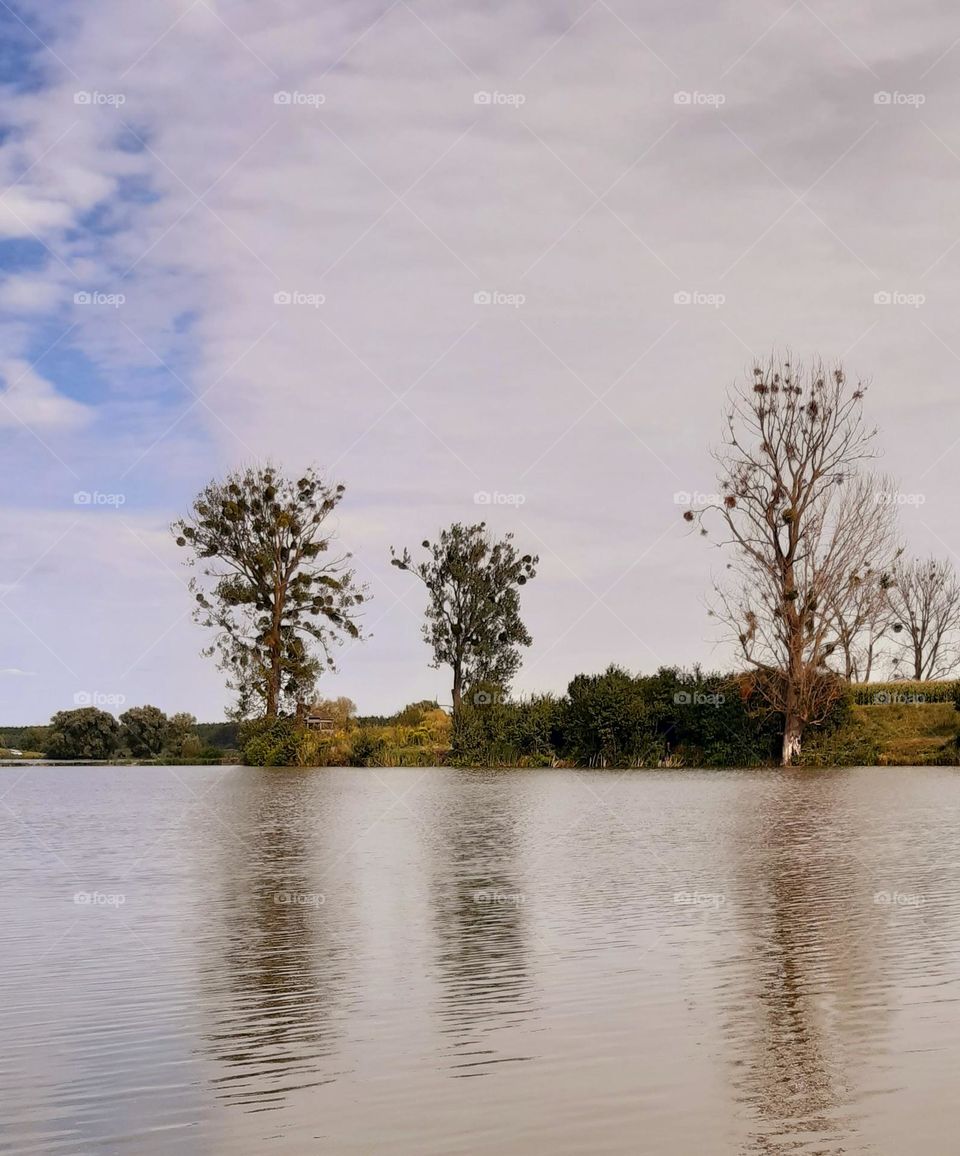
[2,765,960,1154]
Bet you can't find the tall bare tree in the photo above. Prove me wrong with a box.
[690,354,884,764]
[887,556,960,680]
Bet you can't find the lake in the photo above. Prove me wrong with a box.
[2,764,960,1154]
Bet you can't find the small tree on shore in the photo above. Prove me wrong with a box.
[174,464,366,718]
[390,523,538,717]
[119,705,170,757]
[690,353,885,764]
[887,556,960,680]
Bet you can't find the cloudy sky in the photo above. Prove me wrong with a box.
[1,0,959,722]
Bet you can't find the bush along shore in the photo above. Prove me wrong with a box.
[8,674,960,770]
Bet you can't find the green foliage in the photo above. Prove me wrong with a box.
[452,686,562,766]
[46,708,121,760]
[173,463,366,718]
[348,729,387,767]
[452,666,795,768]
[0,726,51,754]
[394,700,441,727]
[119,705,169,757]
[165,712,200,758]
[797,727,881,767]
[195,721,240,749]
[391,522,538,711]
[240,717,300,766]
[562,666,652,766]
[295,728,353,767]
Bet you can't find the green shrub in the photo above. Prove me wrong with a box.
[349,729,387,767]
[452,688,562,766]
[240,717,300,766]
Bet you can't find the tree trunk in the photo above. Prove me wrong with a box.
[781,661,803,765]
[265,635,282,718]
[265,676,279,719]
[781,714,802,765]
[451,666,463,719]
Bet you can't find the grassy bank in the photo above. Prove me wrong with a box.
[799,703,959,766]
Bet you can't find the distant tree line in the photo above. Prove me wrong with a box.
[3,709,239,762]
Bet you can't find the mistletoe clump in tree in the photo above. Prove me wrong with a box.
[173,464,366,718]
[390,522,538,716]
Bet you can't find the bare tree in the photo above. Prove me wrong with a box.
[690,353,884,764]
[825,474,901,682]
[886,556,960,680]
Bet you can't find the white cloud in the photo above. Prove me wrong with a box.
[0,273,64,313]
[0,190,75,237]
[0,360,91,429]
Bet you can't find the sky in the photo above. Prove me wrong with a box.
[2,0,960,723]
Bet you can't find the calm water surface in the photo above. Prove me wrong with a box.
[2,765,960,1154]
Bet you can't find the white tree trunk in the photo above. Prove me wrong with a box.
[781,717,802,766]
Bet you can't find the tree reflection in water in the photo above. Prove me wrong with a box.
[724,770,889,1154]
[196,770,353,1111]
[426,772,537,1077]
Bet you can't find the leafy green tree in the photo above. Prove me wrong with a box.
[173,464,367,718]
[119,705,169,757]
[390,522,538,716]
[46,707,121,760]
[165,712,199,757]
